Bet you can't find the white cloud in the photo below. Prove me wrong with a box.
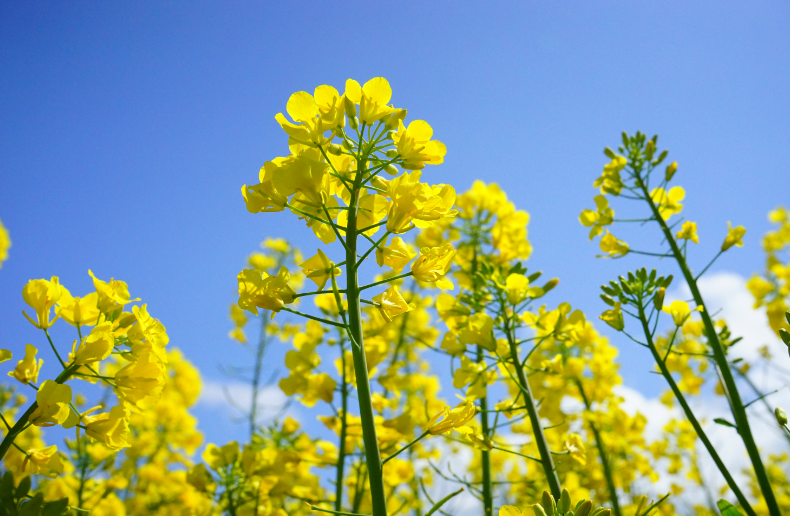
[199,379,292,424]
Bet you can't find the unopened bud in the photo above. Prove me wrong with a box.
[370,176,389,191]
[559,490,571,513]
[779,328,790,349]
[604,147,616,159]
[343,96,356,119]
[533,505,548,516]
[646,140,655,160]
[654,287,665,311]
[543,278,559,293]
[384,164,399,176]
[385,108,407,130]
[385,149,398,158]
[665,161,678,181]
[776,407,788,426]
[574,500,592,516]
[542,491,556,515]
[348,116,359,130]
[342,139,354,151]
[328,143,343,155]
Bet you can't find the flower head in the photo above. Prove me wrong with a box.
[391,120,446,170]
[23,445,64,478]
[8,344,42,384]
[300,249,341,291]
[376,237,417,273]
[82,405,131,450]
[721,222,746,251]
[599,231,629,258]
[237,267,297,316]
[22,277,65,329]
[676,221,699,244]
[29,380,78,428]
[371,286,414,322]
[411,244,455,289]
[427,401,476,435]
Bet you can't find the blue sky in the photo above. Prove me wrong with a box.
[1,2,789,449]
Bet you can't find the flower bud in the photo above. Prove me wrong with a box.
[543,278,559,293]
[654,287,665,311]
[654,149,668,165]
[574,500,593,516]
[542,491,556,515]
[348,116,359,130]
[343,96,356,118]
[665,161,677,181]
[779,328,790,349]
[384,164,399,176]
[559,489,572,513]
[328,144,343,155]
[342,139,354,151]
[603,147,616,159]
[333,127,346,138]
[645,140,655,160]
[776,407,788,426]
[385,149,398,158]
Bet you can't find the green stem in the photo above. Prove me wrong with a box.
[637,174,779,515]
[574,379,622,516]
[502,305,562,500]
[477,345,494,516]
[382,431,428,465]
[635,303,756,516]
[335,337,349,513]
[359,272,413,292]
[0,365,75,460]
[249,312,268,439]
[346,159,388,516]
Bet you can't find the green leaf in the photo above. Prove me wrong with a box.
[714,418,737,429]
[41,498,70,516]
[19,493,45,516]
[15,476,31,499]
[717,500,744,516]
[0,472,14,501]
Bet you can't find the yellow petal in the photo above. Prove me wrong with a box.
[362,77,392,105]
[0,349,11,363]
[344,79,361,103]
[286,91,318,122]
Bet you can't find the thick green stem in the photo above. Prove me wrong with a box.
[0,365,75,460]
[574,379,622,516]
[637,175,779,515]
[502,311,562,500]
[346,165,388,516]
[636,304,755,516]
[477,345,494,516]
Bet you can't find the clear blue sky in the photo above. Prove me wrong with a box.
[1,2,789,447]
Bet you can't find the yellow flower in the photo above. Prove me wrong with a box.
[600,302,624,331]
[663,300,700,326]
[242,161,289,214]
[650,186,685,220]
[8,344,42,384]
[504,273,531,305]
[458,313,496,351]
[270,148,330,208]
[599,231,629,258]
[427,401,476,435]
[127,304,169,363]
[22,276,65,329]
[411,244,456,289]
[579,195,614,239]
[721,222,746,251]
[0,349,11,363]
[71,322,115,366]
[371,286,414,322]
[202,442,239,471]
[594,154,627,195]
[82,405,131,450]
[676,221,699,244]
[114,352,166,408]
[384,170,456,233]
[274,87,342,148]
[344,77,393,125]
[23,445,64,478]
[0,217,10,269]
[237,266,297,315]
[89,270,136,314]
[56,291,100,326]
[376,236,417,273]
[564,433,587,466]
[300,249,341,291]
[29,380,79,428]
[187,463,216,493]
[391,120,447,170]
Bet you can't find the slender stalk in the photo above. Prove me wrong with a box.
[249,313,269,439]
[635,304,755,516]
[574,379,622,516]
[502,305,562,500]
[477,345,494,516]
[636,173,779,515]
[335,337,349,513]
[346,155,388,516]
